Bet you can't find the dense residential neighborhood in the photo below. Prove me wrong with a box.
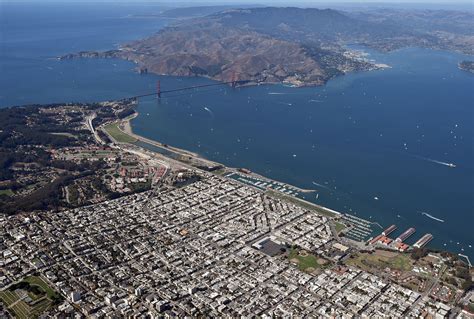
[1,173,473,317]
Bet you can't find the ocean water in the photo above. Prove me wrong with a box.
[1,3,473,258]
[1,2,169,106]
[132,48,474,257]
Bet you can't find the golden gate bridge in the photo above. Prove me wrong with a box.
[120,73,247,101]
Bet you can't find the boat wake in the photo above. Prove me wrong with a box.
[420,211,445,223]
[308,99,323,103]
[312,181,331,191]
[413,155,456,168]
[203,106,214,117]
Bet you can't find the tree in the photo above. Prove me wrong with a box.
[411,248,428,260]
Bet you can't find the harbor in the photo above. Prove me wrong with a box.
[340,214,378,242]
[370,223,435,252]
[226,170,383,244]
[225,170,316,197]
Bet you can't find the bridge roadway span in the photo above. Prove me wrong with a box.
[121,80,248,101]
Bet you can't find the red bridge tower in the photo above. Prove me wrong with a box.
[231,72,237,88]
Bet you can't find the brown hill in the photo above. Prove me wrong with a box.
[112,23,372,86]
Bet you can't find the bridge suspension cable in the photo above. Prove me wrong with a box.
[120,79,248,102]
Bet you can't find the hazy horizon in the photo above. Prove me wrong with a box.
[1,0,473,4]
[1,0,472,11]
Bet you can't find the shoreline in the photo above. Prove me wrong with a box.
[114,112,391,250]
[122,112,204,161]
[59,52,386,89]
[118,109,469,257]
[120,111,349,218]
[101,92,469,257]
